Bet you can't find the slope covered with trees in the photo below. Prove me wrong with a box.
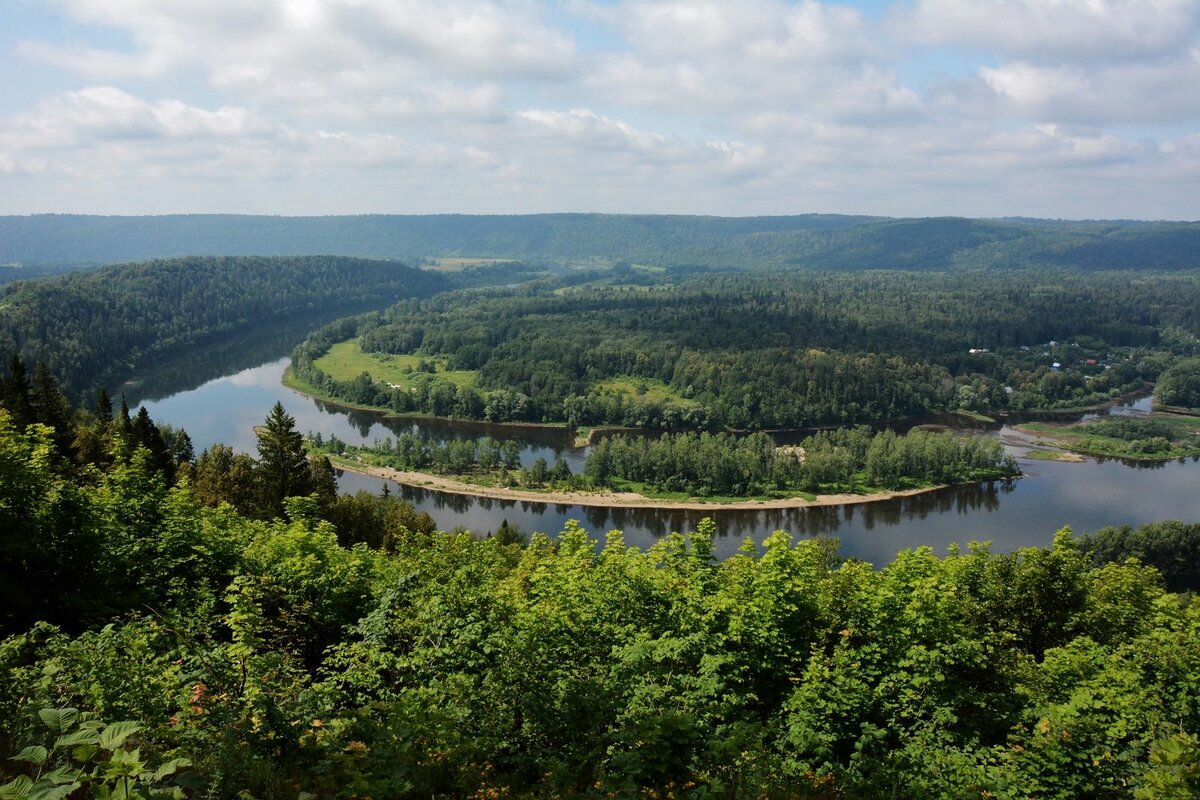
[5,355,1200,798]
[0,255,448,401]
[1,387,1199,796]
[3,213,1199,272]
[292,269,1200,430]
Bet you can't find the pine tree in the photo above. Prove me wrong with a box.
[94,387,113,422]
[256,402,313,517]
[118,396,133,437]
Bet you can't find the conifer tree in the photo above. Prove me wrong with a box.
[94,387,113,422]
[256,402,313,517]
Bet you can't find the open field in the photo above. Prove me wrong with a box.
[313,339,477,389]
[1023,448,1087,462]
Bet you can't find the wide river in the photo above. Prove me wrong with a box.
[135,341,1200,564]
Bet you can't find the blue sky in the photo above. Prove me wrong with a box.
[1,0,1198,219]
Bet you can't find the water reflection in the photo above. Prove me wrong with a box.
[142,345,1200,565]
[123,304,396,407]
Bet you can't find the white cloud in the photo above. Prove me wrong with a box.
[903,0,1199,61]
[584,0,894,119]
[978,52,1200,125]
[29,1,576,86]
[10,87,263,148]
[0,0,1197,218]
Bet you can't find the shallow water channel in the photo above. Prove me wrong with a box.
[139,351,1200,564]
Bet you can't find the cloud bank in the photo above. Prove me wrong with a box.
[1,0,1198,218]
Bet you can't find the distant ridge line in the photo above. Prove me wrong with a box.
[1,213,1197,272]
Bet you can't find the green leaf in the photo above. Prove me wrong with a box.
[152,758,191,782]
[37,709,77,735]
[70,744,99,765]
[10,746,48,766]
[28,785,78,800]
[0,775,35,799]
[54,729,99,749]
[40,768,76,787]
[98,721,141,751]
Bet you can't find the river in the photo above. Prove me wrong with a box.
[138,349,1200,564]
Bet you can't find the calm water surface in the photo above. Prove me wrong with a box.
[142,353,1200,564]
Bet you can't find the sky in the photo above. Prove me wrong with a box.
[1,0,1198,219]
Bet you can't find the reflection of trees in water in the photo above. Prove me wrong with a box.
[314,405,578,450]
[771,413,1002,447]
[385,478,1017,542]
[124,304,398,405]
[311,398,383,440]
[126,328,305,405]
[1091,454,1175,470]
[347,410,378,438]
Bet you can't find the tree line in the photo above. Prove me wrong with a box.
[4,213,1200,273]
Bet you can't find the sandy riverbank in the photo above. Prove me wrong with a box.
[331,458,972,511]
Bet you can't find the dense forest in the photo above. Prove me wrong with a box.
[3,213,1200,273]
[3,368,1200,796]
[0,255,448,402]
[1155,357,1200,409]
[291,269,1200,430]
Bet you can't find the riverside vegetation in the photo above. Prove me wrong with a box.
[312,425,1018,503]
[3,363,1200,797]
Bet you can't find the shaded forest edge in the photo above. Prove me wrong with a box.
[0,255,450,403]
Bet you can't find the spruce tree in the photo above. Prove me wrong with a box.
[256,402,313,517]
[94,387,113,422]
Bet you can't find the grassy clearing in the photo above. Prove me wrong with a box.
[313,339,477,389]
[1023,449,1086,462]
[952,409,997,424]
[593,376,694,405]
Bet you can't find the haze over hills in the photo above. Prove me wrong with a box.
[2,213,1199,273]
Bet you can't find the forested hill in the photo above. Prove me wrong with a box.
[2,213,1199,272]
[0,254,447,401]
